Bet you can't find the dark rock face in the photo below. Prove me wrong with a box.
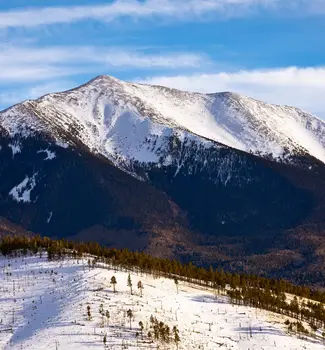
[0,131,187,248]
[0,129,325,286]
[137,138,316,238]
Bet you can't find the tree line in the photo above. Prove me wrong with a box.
[0,234,324,334]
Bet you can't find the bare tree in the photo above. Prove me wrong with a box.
[174,278,179,294]
[127,274,133,295]
[127,309,133,329]
[137,280,144,297]
[106,310,110,326]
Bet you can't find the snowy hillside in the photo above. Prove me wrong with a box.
[0,253,324,350]
[0,75,324,175]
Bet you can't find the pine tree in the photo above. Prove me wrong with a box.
[173,326,180,349]
[137,280,144,297]
[87,305,91,321]
[127,273,133,295]
[111,276,117,293]
[139,321,144,339]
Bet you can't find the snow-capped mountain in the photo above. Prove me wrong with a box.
[1,75,324,175]
[0,75,325,287]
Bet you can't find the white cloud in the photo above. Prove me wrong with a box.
[139,67,325,119]
[0,45,206,82]
[101,51,206,68]
[0,0,323,29]
[0,65,81,82]
[0,46,205,67]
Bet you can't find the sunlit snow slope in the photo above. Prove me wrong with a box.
[1,75,324,169]
[0,254,323,350]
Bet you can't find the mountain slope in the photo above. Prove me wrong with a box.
[0,253,324,350]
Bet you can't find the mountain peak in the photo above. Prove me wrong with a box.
[87,74,122,85]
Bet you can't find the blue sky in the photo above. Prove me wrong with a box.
[1,0,325,118]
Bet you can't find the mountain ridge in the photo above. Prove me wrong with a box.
[1,75,324,173]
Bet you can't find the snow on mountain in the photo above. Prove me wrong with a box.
[9,173,37,203]
[0,253,323,350]
[0,75,324,171]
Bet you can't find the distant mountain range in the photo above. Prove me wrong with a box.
[0,75,324,286]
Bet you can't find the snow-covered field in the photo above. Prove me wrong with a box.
[0,254,323,350]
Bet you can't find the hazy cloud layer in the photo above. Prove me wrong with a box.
[140,67,325,118]
[0,45,207,82]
